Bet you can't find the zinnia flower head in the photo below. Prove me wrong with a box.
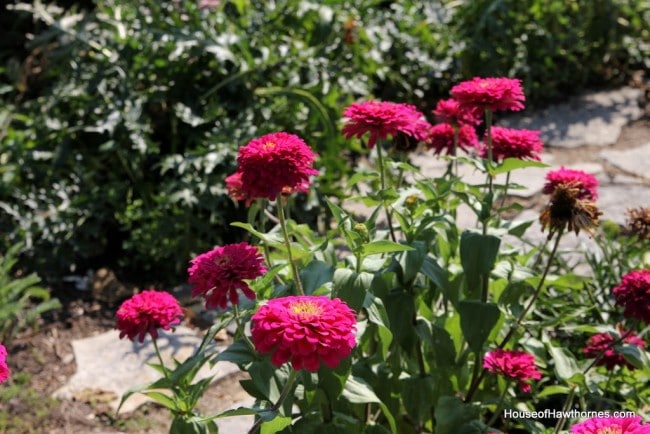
[188,242,267,310]
[342,100,431,149]
[543,167,599,200]
[237,132,318,201]
[625,206,650,240]
[483,348,541,393]
[540,181,601,239]
[450,77,526,113]
[225,171,250,204]
[433,98,482,126]
[426,123,478,155]
[570,416,650,433]
[116,290,184,343]
[612,269,650,324]
[480,127,543,162]
[251,296,357,372]
[583,331,646,370]
[0,343,9,384]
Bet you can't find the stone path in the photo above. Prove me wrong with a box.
[56,86,649,434]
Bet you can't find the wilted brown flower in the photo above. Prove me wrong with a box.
[540,182,601,239]
[625,206,650,240]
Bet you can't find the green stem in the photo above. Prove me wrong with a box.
[248,369,299,434]
[552,386,576,434]
[375,143,397,242]
[498,172,511,211]
[487,380,510,427]
[233,304,256,352]
[277,193,304,295]
[152,338,169,380]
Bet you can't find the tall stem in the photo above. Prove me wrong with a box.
[277,193,305,295]
[485,108,494,195]
[498,172,511,211]
[233,304,256,351]
[151,338,169,379]
[248,369,299,434]
[375,143,397,242]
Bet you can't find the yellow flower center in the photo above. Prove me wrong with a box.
[598,428,622,434]
[291,301,322,317]
[263,141,277,151]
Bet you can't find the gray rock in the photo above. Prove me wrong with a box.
[501,87,642,148]
[597,184,650,224]
[601,142,650,181]
[215,397,256,434]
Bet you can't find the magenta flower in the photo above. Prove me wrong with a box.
[342,100,431,149]
[0,344,9,384]
[237,132,318,201]
[570,416,650,433]
[115,290,184,343]
[543,167,599,200]
[251,296,357,372]
[483,348,542,392]
[426,123,478,155]
[451,77,526,113]
[612,269,650,324]
[188,242,267,310]
[583,331,646,370]
[433,98,482,126]
[480,126,543,162]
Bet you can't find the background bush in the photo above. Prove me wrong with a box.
[0,0,647,286]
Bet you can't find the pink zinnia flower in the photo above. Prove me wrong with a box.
[342,100,431,149]
[583,331,646,370]
[543,167,599,200]
[237,132,318,201]
[116,290,184,343]
[570,416,650,433]
[433,98,482,126]
[450,77,526,113]
[251,296,357,371]
[0,344,9,384]
[188,242,267,310]
[612,269,650,324]
[483,348,542,393]
[480,127,543,162]
[225,171,251,204]
[426,123,478,155]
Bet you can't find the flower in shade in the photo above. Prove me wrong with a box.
[236,132,318,201]
[426,123,478,155]
[612,269,650,324]
[225,171,248,204]
[188,242,267,310]
[480,127,543,162]
[251,296,357,372]
[625,206,650,240]
[450,77,525,113]
[433,98,482,126]
[0,344,9,384]
[570,416,650,433]
[540,181,601,239]
[116,290,184,343]
[342,100,431,149]
[483,348,542,393]
[543,167,599,200]
[583,331,646,370]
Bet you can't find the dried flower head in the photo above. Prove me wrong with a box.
[342,101,430,149]
[237,132,318,201]
[583,331,646,370]
[483,348,542,393]
[570,416,650,433]
[188,242,267,310]
[116,290,184,343]
[450,77,526,113]
[480,127,543,162]
[251,296,357,372]
[543,167,599,200]
[540,182,601,239]
[612,269,650,325]
[625,206,650,240]
[426,123,478,155]
[0,344,9,384]
[432,98,482,126]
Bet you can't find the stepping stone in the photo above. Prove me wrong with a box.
[601,142,650,181]
[501,87,643,148]
[53,326,239,413]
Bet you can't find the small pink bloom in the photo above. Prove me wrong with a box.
[116,290,184,343]
[612,269,650,324]
[570,416,650,433]
[583,331,646,370]
[342,100,431,149]
[543,167,599,200]
[426,123,478,155]
[225,171,251,204]
[433,98,482,126]
[251,296,357,372]
[451,77,526,113]
[480,127,543,162]
[189,242,267,310]
[483,348,541,393]
[0,343,9,384]
[237,132,318,201]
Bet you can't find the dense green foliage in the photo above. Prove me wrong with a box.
[0,0,647,284]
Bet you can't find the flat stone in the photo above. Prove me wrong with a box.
[501,87,642,148]
[597,184,650,224]
[601,142,650,181]
[54,326,239,413]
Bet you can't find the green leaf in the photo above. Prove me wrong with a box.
[261,415,292,434]
[333,269,371,312]
[397,240,427,284]
[489,158,548,175]
[548,346,582,384]
[360,240,414,258]
[231,222,283,246]
[459,231,501,298]
[458,301,500,353]
[537,385,571,398]
[140,391,177,411]
[434,396,484,434]
[401,376,434,424]
[384,291,416,349]
[300,260,334,295]
[342,376,396,434]
[415,320,456,369]
[363,293,393,359]
[211,339,257,365]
